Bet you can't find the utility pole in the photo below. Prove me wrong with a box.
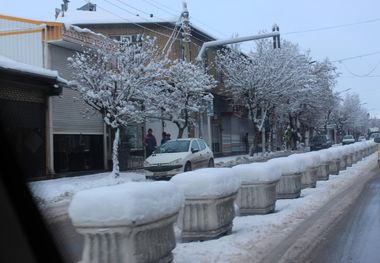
[181,2,191,62]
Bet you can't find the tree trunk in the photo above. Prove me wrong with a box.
[112,128,120,178]
[177,127,184,138]
[268,127,272,152]
[249,125,257,156]
[262,126,266,154]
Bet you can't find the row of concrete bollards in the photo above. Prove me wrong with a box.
[68,141,377,263]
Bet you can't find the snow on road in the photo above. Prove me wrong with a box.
[173,154,377,263]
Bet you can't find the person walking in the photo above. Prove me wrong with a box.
[243,133,249,154]
[144,128,157,157]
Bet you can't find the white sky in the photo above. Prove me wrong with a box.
[1,0,380,117]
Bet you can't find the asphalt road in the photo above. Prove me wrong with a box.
[309,167,380,263]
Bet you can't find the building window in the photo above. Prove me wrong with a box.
[109,34,142,44]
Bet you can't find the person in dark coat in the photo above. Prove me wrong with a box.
[144,128,157,157]
[161,131,167,145]
[243,133,249,154]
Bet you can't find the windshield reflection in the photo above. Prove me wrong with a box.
[155,140,190,153]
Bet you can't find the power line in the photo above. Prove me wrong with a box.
[119,0,217,41]
[139,0,227,38]
[101,0,212,46]
[96,3,175,40]
[331,51,380,63]
[284,17,380,35]
[140,0,178,16]
[112,0,181,33]
[340,59,380,77]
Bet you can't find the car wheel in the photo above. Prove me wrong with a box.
[184,162,192,172]
[208,158,214,167]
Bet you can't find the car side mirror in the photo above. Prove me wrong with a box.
[191,148,199,153]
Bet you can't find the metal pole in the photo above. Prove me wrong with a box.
[196,31,280,61]
[196,27,280,150]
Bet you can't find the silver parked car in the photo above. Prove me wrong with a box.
[342,135,355,145]
[144,138,214,179]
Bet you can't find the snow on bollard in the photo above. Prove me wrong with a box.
[267,156,304,199]
[352,143,361,163]
[232,162,281,215]
[326,148,340,175]
[358,142,366,160]
[315,150,330,181]
[344,145,354,167]
[170,168,240,242]
[335,146,347,171]
[297,152,320,189]
[68,182,184,263]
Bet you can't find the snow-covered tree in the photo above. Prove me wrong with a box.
[339,93,369,136]
[217,39,312,154]
[161,60,216,138]
[291,59,339,136]
[68,36,168,177]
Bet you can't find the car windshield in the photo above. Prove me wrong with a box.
[343,135,354,139]
[155,140,190,153]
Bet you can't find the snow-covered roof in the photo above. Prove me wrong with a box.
[0,55,66,83]
[56,8,216,41]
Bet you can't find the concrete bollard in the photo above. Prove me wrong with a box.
[69,182,183,263]
[171,168,240,242]
[232,162,281,215]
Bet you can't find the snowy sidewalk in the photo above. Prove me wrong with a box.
[29,150,297,210]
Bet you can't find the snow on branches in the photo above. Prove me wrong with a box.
[68,36,168,176]
[216,38,340,152]
[160,60,216,138]
[68,36,168,129]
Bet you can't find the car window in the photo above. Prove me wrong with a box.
[197,139,207,151]
[191,140,200,152]
[312,136,326,143]
[155,140,190,153]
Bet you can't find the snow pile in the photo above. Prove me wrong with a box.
[29,172,145,206]
[314,149,330,163]
[232,162,281,183]
[332,146,345,159]
[267,156,305,175]
[302,151,321,167]
[170,168,241,198]
[289,153,315,169]
[69,181,183,226]
[325,147,340,160]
